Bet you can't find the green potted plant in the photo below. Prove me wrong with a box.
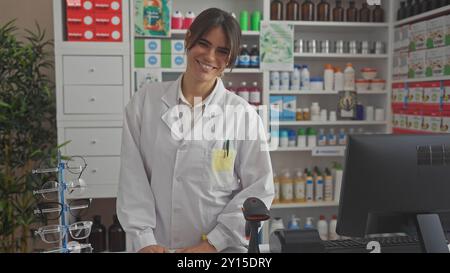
[0,20,57,252]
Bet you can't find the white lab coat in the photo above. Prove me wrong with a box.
[116,75,274,253]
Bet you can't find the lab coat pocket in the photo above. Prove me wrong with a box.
[210,149,237,190]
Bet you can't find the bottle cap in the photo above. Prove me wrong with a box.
[325,64,333,70]
[320,215,326,220]
[297,128,305,136]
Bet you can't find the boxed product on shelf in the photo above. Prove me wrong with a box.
[441,111,450,133]
[134,39,162,53]
[134,69,162,91]
[95,25,122,41]
[171,39,185,54]
[409,21,427,52]
[134,0,171,37]
[426,47,446,77]
[282,96,296,121]
[270,96,283,121]
[447,15,450,47]
[66,25,95,41]
[94,0,122,13]
[429,112,442,133]
[407,82,424,110]
[392,83,408,111]
[408,50,426,79]
[406,111,422,132]
[420,111,433,132]
[422,81,442,111]
[135,53,161,68]
[446,46,450,76]
[161,54,185,68]
[393,52,408,80]
[427,16,447,49]
[394,25,410,52]
[444,81,450,111]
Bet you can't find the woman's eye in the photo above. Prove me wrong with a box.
[217,50,229,55]
[198,41,208,47]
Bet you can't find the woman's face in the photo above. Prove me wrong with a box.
[185,26,231,84]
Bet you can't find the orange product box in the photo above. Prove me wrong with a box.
[94,25,122,41]
[422,81,442,111]
[66,25,95,41]
[94,0,121,13]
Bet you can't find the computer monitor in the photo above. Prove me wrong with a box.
[337,134,450,253]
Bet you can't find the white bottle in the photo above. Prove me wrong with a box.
[324,169,334,202]
[329,215,339,241]
[227,82,235,93]
[310,102,321,121]
[293,170,306,202]
[270,71,280,91]
[301,65,310,91]
[280,71,290,90]
[324,64,334,92]
[291,65,301,91]
[318,128,327,146]
[328,128,337,146]
[288,215,301,230]
[344,63,355,91]
[334,67,344,91]
[317,215,329,241]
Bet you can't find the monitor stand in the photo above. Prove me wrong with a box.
[416,214,449,253]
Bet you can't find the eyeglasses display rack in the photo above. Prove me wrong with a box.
[32,150,93,253]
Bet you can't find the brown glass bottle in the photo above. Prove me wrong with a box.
[346,1,358,22]
[372,4,384,22]
[412,0,421,15]
[301,0,315,21]
[108,215,126,252]
[359,2,370,22]
[405,0,414,17]
[317,0,330,21]
[286,0,300,20]
[89,215,106,253]
[397,1,407,20]
[270,0,284,20]
[333,0,344,21]
[420,0,431,12]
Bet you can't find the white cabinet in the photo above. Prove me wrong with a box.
[63,56,124,85]
[64,127,122,156]
[64,85,124,114]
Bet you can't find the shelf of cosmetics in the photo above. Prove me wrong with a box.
[270,64,386,93]
[265,215,343,242]
[396,0,450,21]
[273,166,342,205]
[295,39,386,55]
[392,80,450,111]
[270,0,385,22]
[74,214,126,253]
[271,127,367,150]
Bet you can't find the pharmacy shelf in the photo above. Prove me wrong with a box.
[160,68,262,73]
[270,146,346,157]
[294,53,389,59]
[271,121,388,126]
[283,21,388,32]
[394,5,450,27]
[392,76,450,84]
[268,90,388,95]
[170,29,260,36]
[271,201,339,209]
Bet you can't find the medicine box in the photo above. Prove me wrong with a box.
[427,16,446,49]
[429,113,442,133]
[445,46,450,76]
[422,81,442,111]
[270,96,283,121]
[408,50,426,79]
[426,47,445,77]
[135,53,161,68]
[282,96,296,121]
[94,0,122,13]
[409,21,427,51]
[407,82,424,110]
[444,81,450,111]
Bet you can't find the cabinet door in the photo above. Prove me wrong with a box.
[64,127,122,156]
[64,85,124,114]
[63,56,123,85]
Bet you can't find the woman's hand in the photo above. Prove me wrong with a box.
[138,245,169,253]
[175,240,217,253]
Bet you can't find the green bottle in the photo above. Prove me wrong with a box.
[240,10,249,31]
[251,10,261,31]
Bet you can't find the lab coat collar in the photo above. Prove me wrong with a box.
[160,74,226,139]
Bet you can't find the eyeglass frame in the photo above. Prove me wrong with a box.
[33,179,87,199]
[34,198,92,220]
[34,221,93,244]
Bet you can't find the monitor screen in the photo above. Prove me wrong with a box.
[336,134,450,239]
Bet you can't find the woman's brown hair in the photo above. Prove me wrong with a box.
[185,8,241,69]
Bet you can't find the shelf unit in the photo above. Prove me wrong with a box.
[268,90,388,95]
[392,76,450,84]
[293,53,389,59]
[271,121,388,126]
[272,202,339,209]
[394,4,450,27]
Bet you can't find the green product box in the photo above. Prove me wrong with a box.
[135,0,172,37]
[161,54,171,68]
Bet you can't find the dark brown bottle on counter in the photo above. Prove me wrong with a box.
[108,214,126,252]
[372,4,384,22]
[412,0,421,15]
[89,215,107,253]
[286,0,300,20]
[397,1,407,20]
[359,2,370,22]
[270,0,284,20]
[301,0,315,21]
[419,0,431,13]
[346,0,358,22]
[405,0,414,17]
[317,0,330,21]
[333,0,344,21]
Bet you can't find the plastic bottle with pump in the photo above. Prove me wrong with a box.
[250,45,260,68]
[288,215,301,230]
[301,65,310,91]
[317,215,329,241]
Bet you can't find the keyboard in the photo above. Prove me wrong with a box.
[324,235,423,253]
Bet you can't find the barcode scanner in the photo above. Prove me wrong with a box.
[242,197,270,253]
